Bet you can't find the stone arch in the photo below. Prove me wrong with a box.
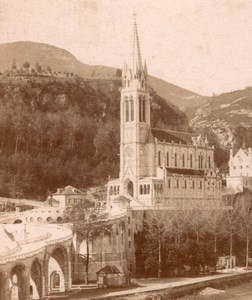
[189,153,193,168]
[0,272,10,300]
[174,152,178,167]
[37,217,43,223]
[139,185,143,194]
[130,96,134,121]
[30,259,42,300]
[198,152,204,169]
[57,217,62,223]
[50,271,60,292]
[10,264,29,300]
[125,97,129,122]
[48,245,69,293]
[119,221,126,247]
[166,151,170,166]
[208,155,211,168]
[143,185,147,194]
[13,219,22,224]
[47,217,53,223]
[127,181,134,197]
[124,179,134,197]
[182,152,186,168]
[158,150,162,166]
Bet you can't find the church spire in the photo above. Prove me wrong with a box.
[122,15,147,89]
[131,14,143,76]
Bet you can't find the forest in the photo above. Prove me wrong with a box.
[0,76,188,200]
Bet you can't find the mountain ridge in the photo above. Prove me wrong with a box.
[0,41,207,112]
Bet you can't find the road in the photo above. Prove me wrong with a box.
[50,275,252,300]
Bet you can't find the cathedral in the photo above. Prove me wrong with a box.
[107,18,222,209]
[74,18,224,281]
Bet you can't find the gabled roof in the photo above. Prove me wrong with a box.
[54,185,85,196]
[234,148,249,158]
[151,128,199,145]
[206,168,218,178]
[97,265,122,274]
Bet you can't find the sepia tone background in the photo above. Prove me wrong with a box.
[1,0,252,95]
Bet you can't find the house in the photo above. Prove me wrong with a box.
[226,148,252,192]
[53,185,93,209]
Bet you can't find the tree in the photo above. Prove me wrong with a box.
[70,203,108,284]
[144,209,172,278]
[46,66,52,73]
[35,62,42,73]
[235,189,252,269]
[12,59,17,70]
[23,61,30,69]
[205,207,225,255]
[223,193,239,269]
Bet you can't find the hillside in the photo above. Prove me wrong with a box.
[190,87,252,151]
[0,41,207,112]
[0,76,189,200]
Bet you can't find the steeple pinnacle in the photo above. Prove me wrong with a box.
[131,14,143,76]
[122,15,147,89]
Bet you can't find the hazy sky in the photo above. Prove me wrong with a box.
[1,0,252,95]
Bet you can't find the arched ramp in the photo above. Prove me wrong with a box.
[0,272,10,300]
[48,246,69,293]
[30,259,42,300]
[10,264,29,300]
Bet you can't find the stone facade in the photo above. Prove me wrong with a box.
[53,185,91,209]
[0,224,72,300]
[107,18,222,209]
[227,148,252,191]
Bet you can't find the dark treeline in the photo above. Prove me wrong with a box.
[135,189,252,277]
[0,78,188,200]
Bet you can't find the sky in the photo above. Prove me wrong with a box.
[1,0,252,95]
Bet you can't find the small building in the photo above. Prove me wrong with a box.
[53,185,93,209]
[96,265,130,288]
[227,148,252,192]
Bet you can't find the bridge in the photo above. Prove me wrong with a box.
[0,223,72,300]
[0,206,67,224]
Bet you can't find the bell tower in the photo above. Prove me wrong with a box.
[119,16,150,199]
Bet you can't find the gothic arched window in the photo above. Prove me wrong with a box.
[198,154,203,169]
[147,185,150,194]
[167,152,169,166]
[139,96,142,122]
[182,153,185,168]
[143,96,146,122]
[140,185,143,195]
[128,181,134,197]
[125,97,129,122]
[190,154,193,168]
[158,151,161,166]
[130,97,134,121]
[143,185,147,194]
[174,153,178,167]
[208,155,211,168]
